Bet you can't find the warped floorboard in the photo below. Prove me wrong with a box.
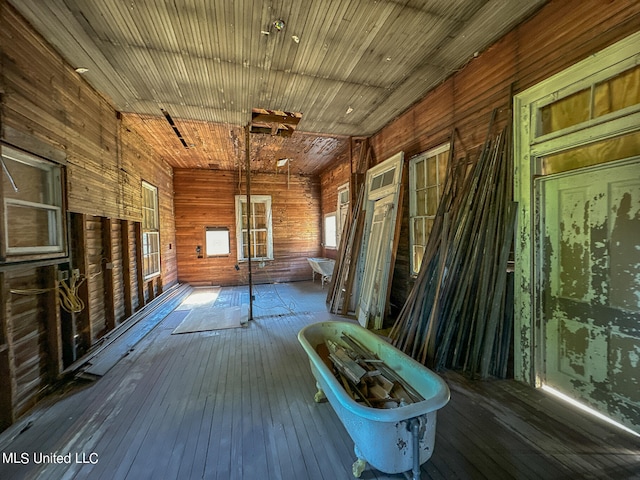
[0,281,638,480]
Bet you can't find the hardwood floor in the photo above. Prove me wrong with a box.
[0,281,638,480]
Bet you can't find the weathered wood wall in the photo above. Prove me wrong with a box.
[0,1,178,430]
[174,168,322,286]
[319,150,351,260]
[326,0,640,321]
[1,267,58,420]
[120,115,178,289]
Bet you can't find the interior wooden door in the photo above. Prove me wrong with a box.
[357,196,393,328]
[537,158,640,433]
[355,152,403,329]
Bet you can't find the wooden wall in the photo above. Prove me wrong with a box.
[174,168,322,286]
[319,149,351,260]
[318,138,372,260]
[319,0,640,322]
[120,115,178,289]
[0,1,178,430]
[1,267,59,421]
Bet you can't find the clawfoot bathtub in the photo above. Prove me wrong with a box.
[298,321,450,479]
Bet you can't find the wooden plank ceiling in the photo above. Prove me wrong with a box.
[9,0,546,173]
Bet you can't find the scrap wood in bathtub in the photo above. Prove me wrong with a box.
[320,334,424,408]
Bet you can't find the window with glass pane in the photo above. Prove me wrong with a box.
[141,181,160,278]
[235,195,273,261]
[538,64,640,137]
[206,227,230,256]
[1,146,64,256]
[324,213,337,249]
[409,144,449,275]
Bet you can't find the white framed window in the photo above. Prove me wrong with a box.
[206,227,230,256]
[409,143,449,276]
[141,181,160,279]
[336,183,349,248]
[324,212,337,249]
[1,145,64,257]
[235,195,273,261]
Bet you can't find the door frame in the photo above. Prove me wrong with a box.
[513,31,640,386]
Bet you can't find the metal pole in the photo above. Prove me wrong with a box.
[245,125,253,321]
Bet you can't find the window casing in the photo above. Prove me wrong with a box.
[141,181,160,279]
[235,195,273,261]
[206,227,230,256]
[409,143,449,276]
[1,145,65,258]
[324,212,337,249]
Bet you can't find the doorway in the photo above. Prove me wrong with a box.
[514,31,640,434]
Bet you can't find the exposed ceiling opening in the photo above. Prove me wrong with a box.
[161,109,189,149]
[250,108,302,138]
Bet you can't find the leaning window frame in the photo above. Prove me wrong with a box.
[1,144,66,260]
[408,143,450,276]
[336,182,349,248]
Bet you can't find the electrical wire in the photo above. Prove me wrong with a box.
[58,274,86,313]
[9,288,52,295]
[9,274,86,313]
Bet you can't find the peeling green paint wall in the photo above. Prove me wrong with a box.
[514,32,640,433]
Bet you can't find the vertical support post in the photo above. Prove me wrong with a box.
[45,265,63,377]
[101,217,115,331]
[245,125,253,321]
[120,219,133,318]
[134,221,145,309]
[0,271,15,430]
[71,213,91,355]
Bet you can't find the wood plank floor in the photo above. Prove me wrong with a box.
[0,281,638,480]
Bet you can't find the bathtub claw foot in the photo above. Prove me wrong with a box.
[314,389,326,403]
[352,458,366,478]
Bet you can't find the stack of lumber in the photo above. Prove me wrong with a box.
[326,140,371,315]
[326,186,365,315]
[390,116,516,379]
[317,334,423,408]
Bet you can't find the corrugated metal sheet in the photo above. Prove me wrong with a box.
[8,0,547,171]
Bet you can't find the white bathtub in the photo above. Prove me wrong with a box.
[307,257,335,287]
[298,321,450,478]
